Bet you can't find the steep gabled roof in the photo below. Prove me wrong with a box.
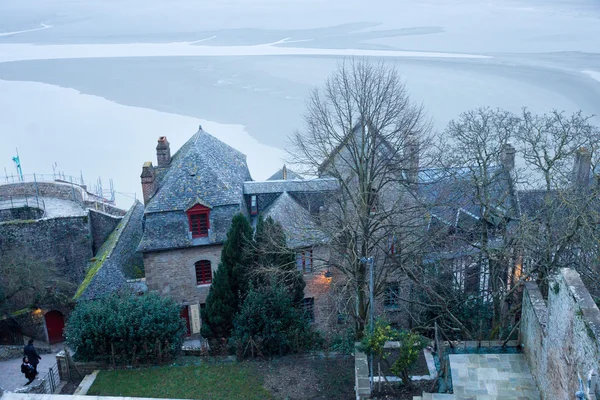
[419,165,517,228]
[75,201,145,301]
[145,129,251,213]
[262,191,327,249]
[267,166,302,181]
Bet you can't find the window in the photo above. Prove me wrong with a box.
[370,188,379,213]
[302,297,315,322]
[195,260,212,285]
[389,235,397,255]
[187,204,210,237]
[296,249,313,273]
[250,195,258,215]
[384,284,400,309]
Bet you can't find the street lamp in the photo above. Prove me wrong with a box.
[360,256,375,392]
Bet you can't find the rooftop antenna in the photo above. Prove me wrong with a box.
[12,148,23,181]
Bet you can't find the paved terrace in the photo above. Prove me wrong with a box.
[415,353,540,400]
[0,197,86,218]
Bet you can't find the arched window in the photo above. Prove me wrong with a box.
[195,260,212,285]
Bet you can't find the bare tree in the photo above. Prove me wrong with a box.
[516,109,600,295]
[289,58,432,336]
[0,252,68,315]
[399,108,521,339]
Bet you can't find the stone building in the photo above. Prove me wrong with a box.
[139,128,339,333]
[0,179,127,344]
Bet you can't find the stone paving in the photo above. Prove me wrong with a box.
[0,343,66,393]
[415,353,541,400]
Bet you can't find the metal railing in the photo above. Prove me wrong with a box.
[1,172,116,206]
[2,173,84,186]
[0,195,45,212]
[38,363,60,394]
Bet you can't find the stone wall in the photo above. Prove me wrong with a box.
[521,268,600,399]
[0,216,93,282]
[303,246,338,332]
[0,206,44,222]
[0,182,84,203]
[89,210,122,255]
[0,216,93,323]
[144,244,223,306]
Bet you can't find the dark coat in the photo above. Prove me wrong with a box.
[24,344,41,366]
[21,363,35,380]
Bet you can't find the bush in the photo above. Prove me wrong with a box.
[230,284,314,357]
[65,291,186,364]
[360,319,428,388]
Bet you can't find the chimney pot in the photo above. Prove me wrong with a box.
[501,143,516,171]
[156,136,171,166]
[141,161,157,204]
[573,147,592,187]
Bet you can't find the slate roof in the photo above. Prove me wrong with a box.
[243,178,339,195]
[76,201,145,301]
[267,166,302,181]
[418,165,517,229]
[140,128,251,252]
[145,129,251,213]
[261,191,327,249]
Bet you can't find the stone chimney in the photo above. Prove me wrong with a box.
[140,161,157,204]
[500,143,516,171]
[572,147,591,187]
[282,165,288,180]
[156,136,171,167]
[404,133,419,184]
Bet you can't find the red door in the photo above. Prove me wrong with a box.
[180,306,191,336]
[45,310,65,344]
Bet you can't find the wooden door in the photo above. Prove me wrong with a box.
[45,310,65,344]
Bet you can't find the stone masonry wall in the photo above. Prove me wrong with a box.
[0,206,44,222]
[0,182,84,203]
[88,210,122,255]
[521,268,600,399]
[0,216,93,315]
[144,244,223,307]
[303,246,337,332]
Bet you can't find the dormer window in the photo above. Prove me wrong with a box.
[250,195,258,215]
[187,204,210,237]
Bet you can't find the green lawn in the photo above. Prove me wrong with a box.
[87,363,272,400]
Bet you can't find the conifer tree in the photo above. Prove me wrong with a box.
[201,213,253,338]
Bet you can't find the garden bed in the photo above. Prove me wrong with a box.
[375,349,430,377]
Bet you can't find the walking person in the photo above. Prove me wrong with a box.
[21,356,36,385]
[24,339,41,375]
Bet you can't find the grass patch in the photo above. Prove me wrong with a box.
[88,363,272,400]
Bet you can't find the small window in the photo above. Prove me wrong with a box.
[389,235,397,255]
[296,249,313,273]
[370,188,379,213]
[195,260,212,285]
[384,284,400,309]
[302,297,315,322]
[250,195,258,215]
[187,204,210,238]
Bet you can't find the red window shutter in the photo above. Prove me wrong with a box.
[187,204,210,238]
[195,260,212,285]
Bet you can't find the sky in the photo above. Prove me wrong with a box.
[0,0,599,207]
